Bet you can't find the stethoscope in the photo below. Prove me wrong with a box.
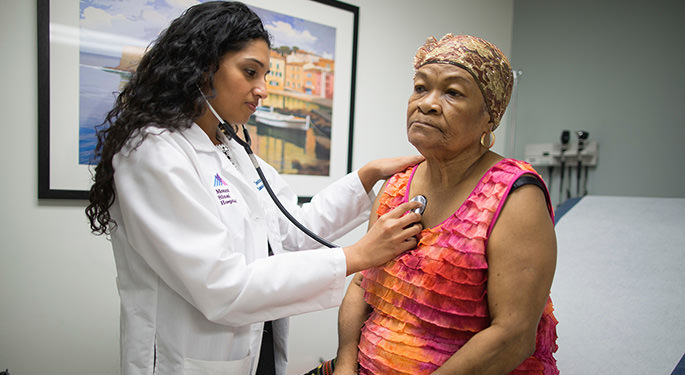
[201,92,339,248]
[201,91,427,249]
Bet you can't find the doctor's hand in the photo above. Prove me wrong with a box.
[358,155,424,193]
[342,201,423,276]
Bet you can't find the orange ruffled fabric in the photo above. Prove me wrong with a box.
[359,159,558,375]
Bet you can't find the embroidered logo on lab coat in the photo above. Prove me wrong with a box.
[214,173,228,187]
[254,178,264,191]
[213,173,237,206]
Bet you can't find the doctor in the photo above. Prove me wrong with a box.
[85,2,423,375]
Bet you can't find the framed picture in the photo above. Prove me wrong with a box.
[37,0,359,200]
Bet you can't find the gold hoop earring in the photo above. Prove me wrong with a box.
[480,131,495,149]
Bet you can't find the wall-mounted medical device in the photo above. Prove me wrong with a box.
[524,131,599,206]
[524,140,598,167]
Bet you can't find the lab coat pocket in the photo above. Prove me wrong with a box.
[183,355,253,375]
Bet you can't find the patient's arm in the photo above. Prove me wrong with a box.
[334,273,371,375]
[334,182,387,374]
[431,184,557,374]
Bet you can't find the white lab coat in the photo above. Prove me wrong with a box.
[109,124,373,375]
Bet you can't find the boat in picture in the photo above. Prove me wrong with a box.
[254,106,310,130]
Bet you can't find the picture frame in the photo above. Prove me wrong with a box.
[37,0,359,201]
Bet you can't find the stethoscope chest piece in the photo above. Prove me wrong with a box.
[409,195,427,215]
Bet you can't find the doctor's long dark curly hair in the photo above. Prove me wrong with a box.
[85,1,271,235]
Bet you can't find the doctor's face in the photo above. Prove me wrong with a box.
[208,38,270,125]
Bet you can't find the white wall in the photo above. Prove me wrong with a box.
[1,2,121,375]
[345,0,515,165]
[0,1,513,374]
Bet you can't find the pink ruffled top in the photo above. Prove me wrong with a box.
[359,159,558,375]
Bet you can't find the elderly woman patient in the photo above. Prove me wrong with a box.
[329,34,559,375]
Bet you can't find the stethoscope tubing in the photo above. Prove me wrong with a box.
[201,89,337,248]
[219,121,337,248]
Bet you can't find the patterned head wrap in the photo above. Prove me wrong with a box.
[414,34,513,129]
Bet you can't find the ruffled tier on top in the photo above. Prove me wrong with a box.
[359,159,559,375]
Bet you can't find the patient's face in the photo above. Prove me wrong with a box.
[406,63,491,158]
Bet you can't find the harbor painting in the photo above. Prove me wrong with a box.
[78,0,337,177]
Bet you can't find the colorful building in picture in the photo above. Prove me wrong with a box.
[264,48,335,107]
[267,50,285,92]
[316,58,335,99]
[303,62,334,98]
[285,61,304,92]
